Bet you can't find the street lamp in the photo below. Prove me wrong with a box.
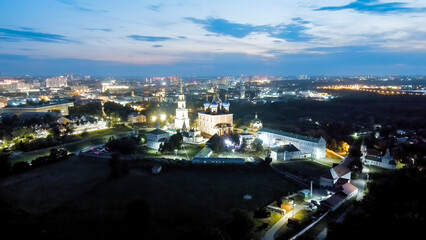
[151,116,157,122]
[160,114,166,121]
[292,203,296,217]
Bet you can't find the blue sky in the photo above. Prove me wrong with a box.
[0,0,425,76]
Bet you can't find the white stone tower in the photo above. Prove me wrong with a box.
[240,79,245,99]
[175,80,190,130]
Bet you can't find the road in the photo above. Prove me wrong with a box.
[10,128,131,164]
[263,204,305,240]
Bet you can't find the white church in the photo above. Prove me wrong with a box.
[174,81,190,131]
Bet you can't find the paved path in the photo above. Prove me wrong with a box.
[315,229,327,240]
[263,204,305,240]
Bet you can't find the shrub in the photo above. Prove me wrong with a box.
[12,162,30,174]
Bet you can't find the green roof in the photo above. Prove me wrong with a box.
[148,128,168,135]
[259,128,322,143]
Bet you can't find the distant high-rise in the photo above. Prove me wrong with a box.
[46,76,67,88]
[240,80,245,99]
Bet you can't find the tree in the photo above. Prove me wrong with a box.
[230,132,240,146]
[81,131,89,138]
[68,102,103,117]
[106,136,140,155]
[253,207,271,219]
[226,209,255,240]
[11,162,30,174]
[348,148,363,179]
[251,139,264,154]
[207,134,227,153]
[49,148,68,161]
[159,133,183,154]
[65,124,74,135]
[328,168,426,240]
[11,127,34,140]
[264,153,272,165]
[240,140,249,153]
[338,141,350,154]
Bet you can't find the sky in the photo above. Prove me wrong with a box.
[1,0,426,76]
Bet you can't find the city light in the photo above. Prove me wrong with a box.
[160,114,166,121]
[151,116,157,122]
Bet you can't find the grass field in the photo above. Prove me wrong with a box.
[272,159,331,179]
[1,158,300,239]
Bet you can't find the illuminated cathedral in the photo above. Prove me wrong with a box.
[197,93,233,136]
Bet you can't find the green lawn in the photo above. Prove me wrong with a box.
[273,159,331,179]
[142,143,203,160]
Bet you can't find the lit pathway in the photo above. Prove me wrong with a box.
[315,229,327,240]
[326,148,345,160]
[263,204,305,240]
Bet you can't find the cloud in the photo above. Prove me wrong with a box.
[19,27,34,31]
[57,0,107,13]
[316,0,426,13]
[185,17,264,38]
[270,24,313,42]
[128,35,172,42]
[0,28,73,43]
[185,17,313,42]
[82,28,112,32]
[148,5,162,12]
[152,45,163,48]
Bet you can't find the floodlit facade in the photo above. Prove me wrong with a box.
[258,128,326,159]
[197,94,233,136]
[1,101,74,116]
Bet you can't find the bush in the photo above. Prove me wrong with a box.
[31,156,49,168]
[253,208,271,219]
[12,162,30,174]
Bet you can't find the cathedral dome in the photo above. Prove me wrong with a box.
[211,100,218,107]
[222,99,230,107]
[222,94,230,108]
[204,100,210,108]
[250,112,262,129]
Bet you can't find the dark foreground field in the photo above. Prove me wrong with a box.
[0,156,298,240]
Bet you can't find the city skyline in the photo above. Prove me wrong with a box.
[1,0,426,76]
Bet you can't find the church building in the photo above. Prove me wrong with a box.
[174,80,190,130]
[197,94,233,136]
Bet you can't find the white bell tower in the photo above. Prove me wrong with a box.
[175,80,190,130]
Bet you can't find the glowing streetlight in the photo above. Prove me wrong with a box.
[292,203,296,217]
[151,116,157,122]
[160,114,166,121]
